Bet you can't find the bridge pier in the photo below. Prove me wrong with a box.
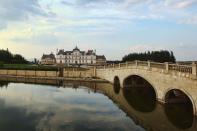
[192,62,197,79]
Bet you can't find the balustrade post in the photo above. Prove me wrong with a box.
[93,66,96,77]
[119,63,121,69]
[147,61,151,70]
[192,62,197,78]
[126,62,128,68]
[113,63,115,69]
[165,62,169,73]
[135,60,138,68]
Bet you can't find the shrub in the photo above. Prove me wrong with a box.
[0,61,4,67]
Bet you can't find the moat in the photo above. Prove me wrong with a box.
[0,78,196,131]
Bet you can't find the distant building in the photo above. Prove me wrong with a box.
[41,53,56,65]
[96,55,106,65]
[56,46,106,65]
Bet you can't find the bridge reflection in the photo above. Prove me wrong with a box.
[0,77,196,131]
[123,75,156,112]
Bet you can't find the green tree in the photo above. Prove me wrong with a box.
[0,49,28,64]
[122,50,176,63]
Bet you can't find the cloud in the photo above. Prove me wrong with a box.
[164,0,197,9]
[60,0,197,25]
[179,16,197,24]
[11,32,59,45]
[0,0,55,29]
[61,0,148,8]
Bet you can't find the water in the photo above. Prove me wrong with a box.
[0,78,196,131]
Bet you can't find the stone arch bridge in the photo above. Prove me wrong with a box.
[96,61,197,115]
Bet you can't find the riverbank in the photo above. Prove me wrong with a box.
[0,75,108,83]
[0,66,95,78]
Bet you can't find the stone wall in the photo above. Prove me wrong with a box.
[0,69,59,77]
[0,68,94,78]
[63,68,95,78]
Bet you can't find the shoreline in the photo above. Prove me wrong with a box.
[0,75,108,83]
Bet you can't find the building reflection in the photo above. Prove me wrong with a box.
[0,77,196,131]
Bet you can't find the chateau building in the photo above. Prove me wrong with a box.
[56,46,106,65]
[41,53,56,65]
[96,55,106,65]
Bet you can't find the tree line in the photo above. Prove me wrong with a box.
[122,50,176,63]
[0,49,28,64]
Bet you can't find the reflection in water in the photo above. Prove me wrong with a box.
[165,103,194,129]
[123,75,156,112]
[0,80,145,131]
[0,78,196,131]
[113,76,121,94]
[0,81,9,88]
[0,99,47,131]
[165,89,194,129]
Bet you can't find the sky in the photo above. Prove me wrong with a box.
[0,0,197,61]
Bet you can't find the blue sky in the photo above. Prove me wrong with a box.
[0,0,197,60]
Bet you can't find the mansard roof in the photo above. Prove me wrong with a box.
[42,53,55,59]
[65,51,72,55]
[57,49,64,55]
[73,46,80,51]
[86,50,95,55]
[57,47,96,56]
[96,55,106,60]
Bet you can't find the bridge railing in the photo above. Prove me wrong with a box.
[137,61,148,66]
[96,61,197,78]
[127,61,136,66]
[169,64,192,74]
[150,62,165,69]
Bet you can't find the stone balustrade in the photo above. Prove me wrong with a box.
[97,60,197,78]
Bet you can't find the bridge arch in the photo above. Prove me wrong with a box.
[122,74,157,112]
[122,74,158,99]
[164,88,196,116]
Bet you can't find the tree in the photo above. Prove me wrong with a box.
[0,49,28,64]
[122,50,176,63]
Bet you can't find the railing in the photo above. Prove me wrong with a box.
[96,61,197,76]
[150,62,165,69]
[127,61,136,67]
[169,64,192,74]
[137,61,148,66]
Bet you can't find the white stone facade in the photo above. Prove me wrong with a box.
[56,47,97,65]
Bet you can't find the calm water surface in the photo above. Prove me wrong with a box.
[0,79,196,131]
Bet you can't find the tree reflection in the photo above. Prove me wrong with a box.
[123,75,156,112]
[0,81,9,88]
